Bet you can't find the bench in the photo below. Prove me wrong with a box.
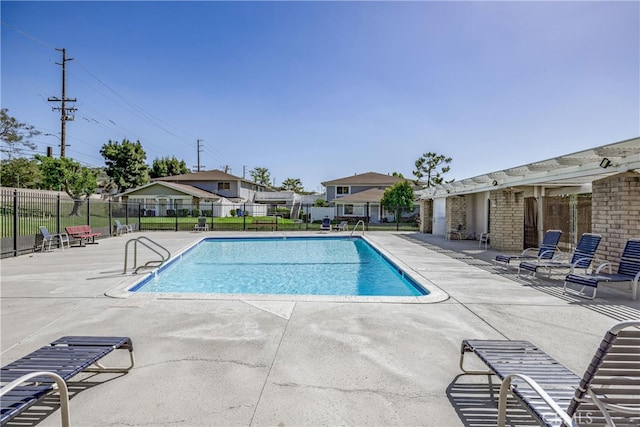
[251,219,277,231]
[1,336,134,426]
[65,225,102,246]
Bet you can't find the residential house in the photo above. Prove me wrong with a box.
[322,172,417,223]
[155,170,270,202]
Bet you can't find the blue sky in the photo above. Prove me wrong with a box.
[2,1,638,193]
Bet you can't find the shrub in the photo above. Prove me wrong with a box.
[229,209,237,217]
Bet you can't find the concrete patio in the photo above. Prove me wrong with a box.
[1,231,638,426]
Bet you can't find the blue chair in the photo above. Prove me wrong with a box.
[518,233,601,278]
[39,226,70,251]
[493,230,563,269]
[320,217,331,231]
[564,238,640,300]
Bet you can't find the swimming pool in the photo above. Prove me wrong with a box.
[130,236,428,297]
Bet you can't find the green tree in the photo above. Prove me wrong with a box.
[0,157,42,188]
[0,108,40,160]
[314,199,328,207]
[36,155,98,216]
[281,177,304,192]
[150,156,190,178]
[100,139,149,192]
[250,166,271,186]
[380,180,415,222]
[413,152,452,187]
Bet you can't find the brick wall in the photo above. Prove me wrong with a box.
[591,171,640,263]
[490,189,525,252]
[446,196,467,235]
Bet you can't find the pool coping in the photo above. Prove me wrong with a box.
[104,233,450,304]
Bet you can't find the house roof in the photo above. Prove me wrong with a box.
[330,188,387,203]
[154,169,265,187]
[118,181,223,200]
[419,136,640,198]
[321,172,405,187]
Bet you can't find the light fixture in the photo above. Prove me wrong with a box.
[492,180,498,186]
[599,158,611,169]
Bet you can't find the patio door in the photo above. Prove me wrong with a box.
[524,197,538,249]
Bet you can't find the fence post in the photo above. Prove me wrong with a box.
[175,206,178,231]
[13,190,18,257]
[138,203,142,231]
[109,200,113,236]
[87,198,91,227]
[243,203,246,231]
[57,194,61,234]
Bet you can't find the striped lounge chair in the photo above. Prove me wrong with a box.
[1,336,134,426]
[563,238,640,300]
[518,233,602,278]
[494,230,563,269]
[460,320,640,427]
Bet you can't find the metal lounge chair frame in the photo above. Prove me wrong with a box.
[460,320,640,427]
[114,219,134,235]
[38,226,70,251]
[493,229,563,269]
[518,233,602,278]
[1,336,134,426]
[563,238,640,300]
[335,221,349,232]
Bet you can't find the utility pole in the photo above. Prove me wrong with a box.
[48,48,76,158]
[194,139,205,172]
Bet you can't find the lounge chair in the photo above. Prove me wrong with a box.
[114,219,134,235]
[1,336,134,426]
[334,221,349,232]
[564,238,640,300]
[38,226,70,251]
[518,233,602,278]
[493,229,563,268]
[460,320,640,427]
[320,217,331,231]
[194,217,209,231]
[447,224,465,240]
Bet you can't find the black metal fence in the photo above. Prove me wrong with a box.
[0,189,420,258]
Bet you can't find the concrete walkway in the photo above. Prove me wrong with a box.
[1,231,638,426]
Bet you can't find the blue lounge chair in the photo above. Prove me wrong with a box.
[518,233,602,278]
[320,217,331,231]
[1,336,134,426]
[493,230,563,268]
[39,226,70,251]
[564,238,640,300]
[460,320,640,427]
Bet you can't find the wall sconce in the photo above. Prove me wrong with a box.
[446,189,451,194]
[492,180,498,186]
[599,158,611,169]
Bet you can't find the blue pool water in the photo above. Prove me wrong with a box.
[131,237,427,297]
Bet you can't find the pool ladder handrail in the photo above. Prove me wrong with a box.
[124,236,171,274]
[350,220,365,237]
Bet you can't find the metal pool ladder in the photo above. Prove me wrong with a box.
[350,220,365,237]
[124,236,171,274]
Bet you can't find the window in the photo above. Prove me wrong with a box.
[336,186,349,195]
[344,204,354,215]
[218,182,230,191]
